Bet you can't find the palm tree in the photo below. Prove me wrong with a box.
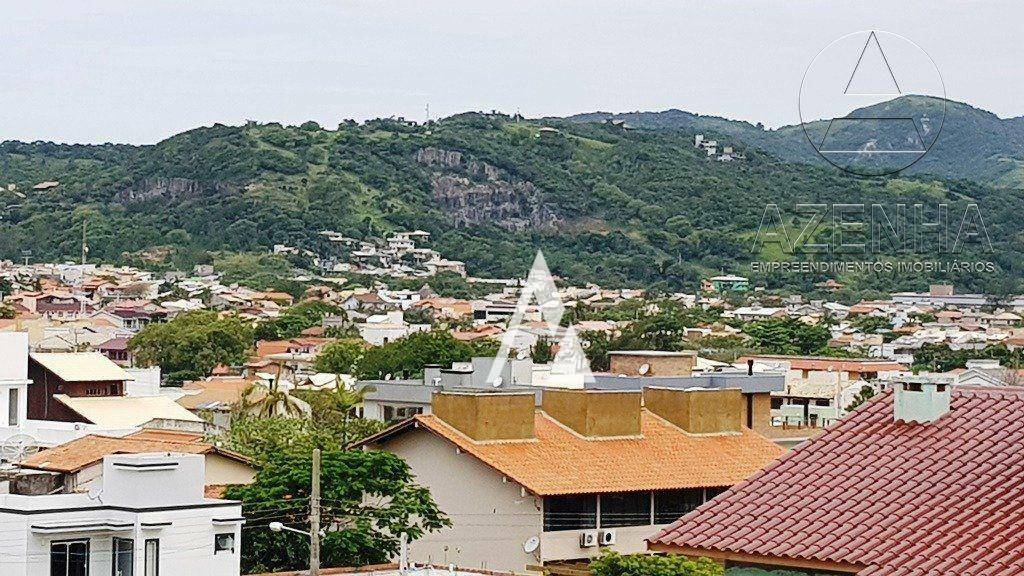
[239,362,310,418]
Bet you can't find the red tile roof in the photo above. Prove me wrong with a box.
[649,387,1024,575]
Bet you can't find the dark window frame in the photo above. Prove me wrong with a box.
[50,538,90,576]
[112,536,134,576]
[543,494,597,532]
[600,491,652,528]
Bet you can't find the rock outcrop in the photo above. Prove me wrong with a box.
[416,147,560,231]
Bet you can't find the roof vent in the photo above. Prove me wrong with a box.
[893,380,950,424]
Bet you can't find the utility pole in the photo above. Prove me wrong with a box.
[310,448,321,576]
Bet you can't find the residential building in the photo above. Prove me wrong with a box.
[0,453,243,575]
[17,429,255,495]
[27,353,130,422]
[356,388,782,572]
[648,383,1024,575]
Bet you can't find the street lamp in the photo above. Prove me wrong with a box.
[268,522,316,537]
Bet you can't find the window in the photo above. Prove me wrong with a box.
[51,540,89,576]
[600,491,652,527]
[382,405,423,423]
[112,537,134,576]
[770,397,783,410]
[8,388,19,426]
[214,533,235,554]
[654,489,705,524]
[705,486,729,500]
[544,495,597,532]
[144,540,159,576]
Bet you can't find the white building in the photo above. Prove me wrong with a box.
[0,452,243,575]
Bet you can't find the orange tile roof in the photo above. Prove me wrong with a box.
[178,376,260,409]
[20,433,250,474]
[390,411,783,496]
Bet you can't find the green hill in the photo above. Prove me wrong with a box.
[563,96,1024,187]
[0,108,1019,297]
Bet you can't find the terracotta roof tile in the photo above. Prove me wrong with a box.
[649,388,1024,575]
[407,410,783,496]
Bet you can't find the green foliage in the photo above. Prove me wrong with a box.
[850,315,892,333]
[591,551,723,576]
[0,109,1017,297]
[255,300,343,340]
[355,331,488,379]
[532,337,556,363]
[314,340,365,374]
[912,343,1023,372]
[214,253,292,288]
[742,317,830,356]
[845,385,877,412]
[225,448,448,573]
[129,311,253,384]
[583,303,722,371]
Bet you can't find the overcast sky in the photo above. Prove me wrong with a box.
[1,1,1019,144]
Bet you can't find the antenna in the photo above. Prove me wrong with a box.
[425,102,431,123]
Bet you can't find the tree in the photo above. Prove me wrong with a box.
[743,317,830,355]
[845,385,876,412]
[532,337,555,363]
[591,551,723,576]
[239,364,310,418]
[355,331,483,379]
[129,310,253,385]
[255,300,343,341]
[226,448,449,574]
[315,340,365,374]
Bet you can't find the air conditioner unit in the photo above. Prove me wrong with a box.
[579,530,598,548]
[599,529,616,546]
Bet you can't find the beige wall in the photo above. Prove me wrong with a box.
[371,430,543,572]
[609,353,695,377]
[205,454,256,486]
[540,523,666,562]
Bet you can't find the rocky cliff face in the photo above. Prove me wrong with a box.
[416,147,560,231]
[115,177,233,203]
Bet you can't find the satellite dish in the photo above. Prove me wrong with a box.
[523,536,540,554]
[493,376,504,388]
[516,349,529,360]
[384,373,393,381]
[0,434,37,463]
[638,363,651,376]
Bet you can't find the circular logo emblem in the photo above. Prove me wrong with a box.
[799,31,946,177]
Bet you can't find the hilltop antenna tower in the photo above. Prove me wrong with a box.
[425,102,431,123]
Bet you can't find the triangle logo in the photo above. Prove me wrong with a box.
[844,31,902,96]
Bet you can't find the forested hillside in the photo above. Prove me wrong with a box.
[565,97,1024,188]
[0,107,1020,296]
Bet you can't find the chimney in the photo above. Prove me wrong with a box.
[643,386,743,435]
[541,389,641,438]
[432,391,535,441]
[608,350,696,377]
[893,380,950,424]
[747,359,754,376]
